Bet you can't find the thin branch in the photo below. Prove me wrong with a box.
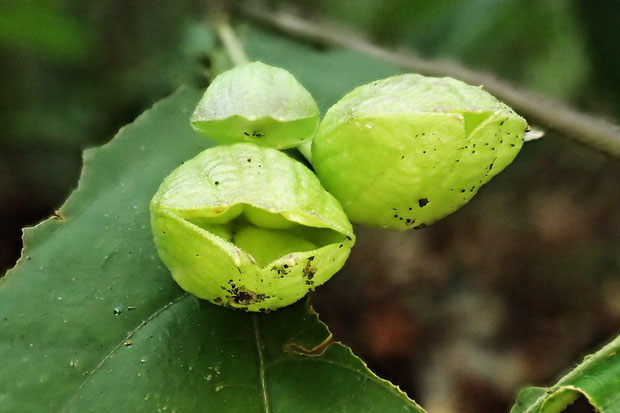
[216,17,249,66]
[235,3,620,159]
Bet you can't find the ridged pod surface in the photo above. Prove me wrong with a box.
[191,62,320,149]
[312,74,527,230]
[150,143,354,311]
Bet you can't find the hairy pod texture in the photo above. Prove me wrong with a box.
[191,62,320,149]
[150,143,355,311]
[153,67,527,311]
[312,74,527,230]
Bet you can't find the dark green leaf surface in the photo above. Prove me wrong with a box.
[510,334,620,413]
[0,86,423,412]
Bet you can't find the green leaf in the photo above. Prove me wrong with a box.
[510,334,620,413]
[0,0,94,62]
[0,87,423,412]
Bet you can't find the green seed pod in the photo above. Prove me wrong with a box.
[190,61,320,149]
[150,143,355,311]
[312,74,527,230]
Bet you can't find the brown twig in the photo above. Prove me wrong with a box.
[234,3,620,159]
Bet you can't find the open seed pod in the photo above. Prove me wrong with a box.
[191,61,320,149]
[150,143,355,311]
[312,74,527,230]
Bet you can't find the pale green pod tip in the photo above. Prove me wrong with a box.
[312,74,528,230]
[191,61,320,149]
[150,143,355,311]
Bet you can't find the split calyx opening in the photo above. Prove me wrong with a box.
[184,204,344,267]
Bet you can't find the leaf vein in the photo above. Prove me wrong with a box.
[252,314,271,413]
[61,292,190,409]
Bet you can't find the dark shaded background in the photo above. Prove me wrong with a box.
[1,1,618,412]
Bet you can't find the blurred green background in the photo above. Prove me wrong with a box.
[1,1,619,412]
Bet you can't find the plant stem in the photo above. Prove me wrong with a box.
[216,17,249,66]
[234,3,620,159]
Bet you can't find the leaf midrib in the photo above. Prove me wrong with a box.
[252,313,271,413]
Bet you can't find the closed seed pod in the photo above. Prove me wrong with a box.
[312,74,528,230]
[190,61,320,149]
[150,143,355,311]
